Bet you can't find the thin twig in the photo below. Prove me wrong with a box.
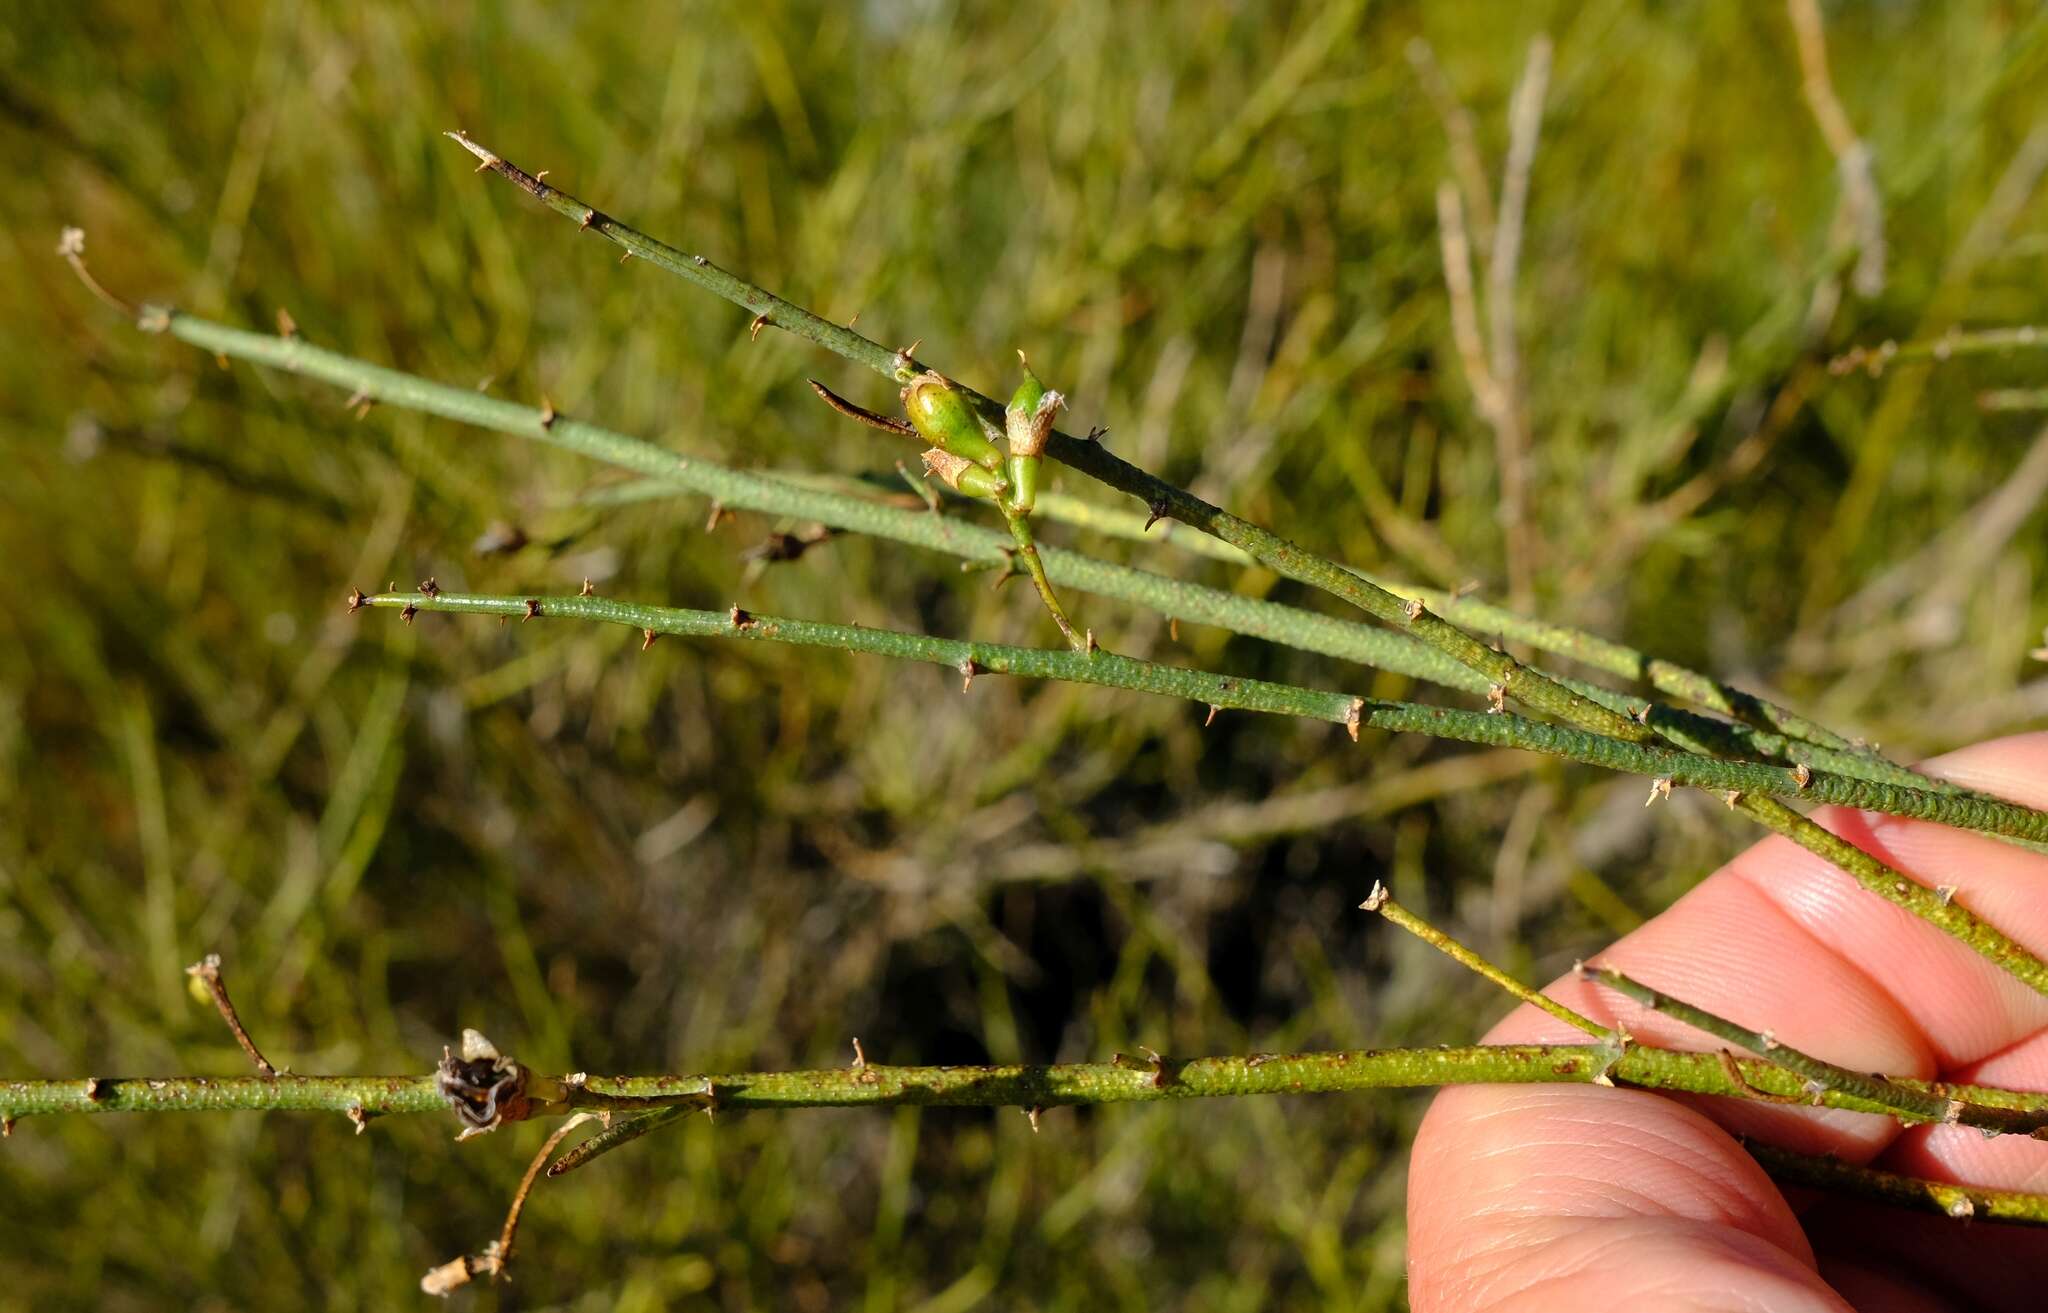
[1981,388,2048,412]
[184,953,278,1077]
[1587,966,2048,1135]
[1734,792,2048,995]
[1830,325,2048,376]
[545,1105,691,1178]
[443,130,1658,743]
[10,1046,2047,1123]
[1485,34,1550,606]
[1405,38,1496,248]
[1362,883,1615,1042]
[1742,1137,2048,1225]
[55,228,138,320]
[1786,0,1886,295]
[133,308,1963,803]
[420,1113,599,1294]
[356,590,2048,854]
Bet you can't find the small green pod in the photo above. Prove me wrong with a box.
[920,447,1009,501]
[902,372,1005,471]
[1004,353,1064,514]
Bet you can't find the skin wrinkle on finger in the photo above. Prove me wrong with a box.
[1462,1098,1798,1224]
[1424,1214,1852,1313]
[1407,734,2048,1310]
[1415,1086,1813,1254]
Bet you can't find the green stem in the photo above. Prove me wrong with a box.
[597,478,1974,799]
[1979,387,2048,412]
[1364,885,1615,1041]
[1022,490,1903,770]
[1001,507,1085,652]
[374,591,2048,852]
[164,305,1948,804]
[447,132,1653,744]
[1590,967,2048,1135]
[1736,793,2048,995]
[364,592,2048,851]
[1364,579,1866,754]
[1831,324,2047,376]
[1742,1138,2048,1226]
[375,591,1360,725]
[8,1045,2046,1122]
[149,309,1478,696]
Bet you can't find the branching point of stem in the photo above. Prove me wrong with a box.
[1363,882,1614,1041]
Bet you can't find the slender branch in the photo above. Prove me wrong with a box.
[136,307,1960,806]
[445,131,1656,744]
[1372,578,1869,757]
[148,308,1486,697]
[545,1106,690,1178]
[359,591,2048,852]
[365,591,1360,725]
[1735,792,2048,995]
[1830,325,2047,377]
[1588,966,2048,1136]
[9,1045,2047,1122]
[1742,1138,2048,1226]
[103,281,2048,996]
[443,131,1943,805]
[1363,883,1615,1042]
[184,953,278,1077]
[994,482,1962,796]
[1787,0,1887,296]
[420,1113,599,1295]
[1980,387,2048,412]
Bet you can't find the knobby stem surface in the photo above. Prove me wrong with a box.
[9,1044,2047,1126]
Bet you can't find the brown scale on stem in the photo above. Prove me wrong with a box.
[807,379,915,436]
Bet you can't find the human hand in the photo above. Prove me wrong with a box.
[1406,733,2048,1311]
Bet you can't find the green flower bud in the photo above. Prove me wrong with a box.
[1004,352,1064,513]
[902,372,1005,471]
[920,447,1008,501]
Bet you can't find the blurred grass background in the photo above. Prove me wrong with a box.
[4,0,2047,1307]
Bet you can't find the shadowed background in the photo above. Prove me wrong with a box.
[3,0,2046,1307]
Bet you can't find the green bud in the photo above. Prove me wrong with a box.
[1004,351,1063,514]
[920,448,1008,501]
[902,372,1005,471]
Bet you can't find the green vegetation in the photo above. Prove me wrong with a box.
[5,1,2047,1307]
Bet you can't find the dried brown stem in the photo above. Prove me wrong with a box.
[420,1112,598,1294]
[184,953,277,1078]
